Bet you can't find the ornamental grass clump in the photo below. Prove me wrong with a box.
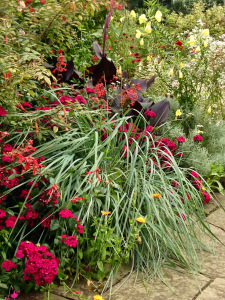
[0,98,217,296]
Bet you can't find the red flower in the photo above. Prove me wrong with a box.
[59,208,74,218]
[145,110,156,117]
[2,260,17,271]
[92,55,99,62]
[175,40,182,47]
[0,106,7,115]
[116,4,122,10]
[202,191,211,203]
[193,135,203,142]
[5,216,17,228]
[0,209,6,218]
[61,235,78,247]
[191,171,199,178]
[176,136,185,143]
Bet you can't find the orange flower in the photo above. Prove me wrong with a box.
[101,211,111,216]
[152,194,162,198]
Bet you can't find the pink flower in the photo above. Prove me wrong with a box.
[5,216,17,228]
[77,224,84,234]
[191,171,199,178]
[202,191,211,203]
[11,291,20,299]
[145,110,156,117]
[193,135,203,141]
[59,208,74,218]
[16,250,24,258]
[74,291,83,294]
[0,106,7,115]
[61,235,78,247]
[86,87,95,93]
[2,260,17,271]
[176,136,185,143]
[177,213,186,221]
[0,209,6,218]
[171,181,179,187]
[145,126,153,132]
[116,4,122,10]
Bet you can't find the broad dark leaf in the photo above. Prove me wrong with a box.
[149,99,170,126]
[147,75,157,89]
[62,60,74,82]
[93,41,103,59]
[127,101,144,117]
[130,79,147,91]
[122,71,128,80]
[92,57,116,85]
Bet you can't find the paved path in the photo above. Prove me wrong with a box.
[22,193,225,300]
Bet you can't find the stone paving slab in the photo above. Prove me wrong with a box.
[204,193,225,214]
[104,269,210,300]
[207,207,225,229]
[196,278,225,300]
[200,223,225,279]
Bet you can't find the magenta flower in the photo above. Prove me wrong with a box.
[191,171,199,178]
[59,208,74,218]
[145,110,156,117]
[0,106,7,115]
[2,260,17,271]
[193,135,203,141]
[176,136,185,143]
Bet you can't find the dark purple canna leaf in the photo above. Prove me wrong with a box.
[102,2,115,56]
[92,57,116,85]
[148,99,170,126]
[122,71,128,80]
[127,101,144,117]
[93,41,103,59]
[147,75,157,89]
[130,79,147,91]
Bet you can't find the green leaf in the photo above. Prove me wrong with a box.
[53,126,59,133]
[78,249,83,259]
[28,90,35,97]
[97,261,104,272]
[50,219,60,231]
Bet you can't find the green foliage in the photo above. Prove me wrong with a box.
[207,164,225,193]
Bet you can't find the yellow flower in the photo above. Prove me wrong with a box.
[179,62,183,68]
[155,10,162,22]
[94,296,104,300]
[195,46,201,52]
[202,29,209,36]
[140,38,144,46]
[152,194,162,198]
[147,55,151,62]
[130,10,136,18]
[136,217,146,223]
[201,186,206,191]
[139,14,147,24]
[117,66,122,76]
[136,30,142,39]
[169,68,174,76]
[188,35,195,46]
[176,109,182,117]
[207,106,211,113]
[179,71,183,79]
[145,22,152,34]
[120,17,125,23]
[101,211,111,216]
[204,41,208,48]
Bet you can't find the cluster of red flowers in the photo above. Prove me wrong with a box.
[190,171,211,203]
[16,241,59,285]
[53,52,67,74]
[1,260,17,272]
